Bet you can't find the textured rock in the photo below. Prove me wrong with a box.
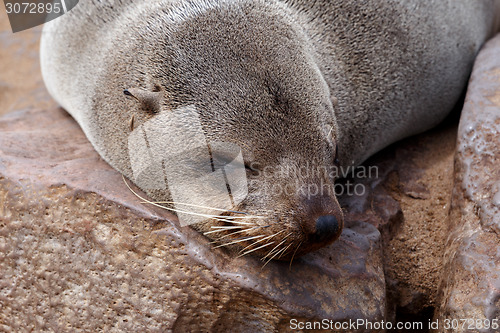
[434,34,500,332]
[0,107,387,332]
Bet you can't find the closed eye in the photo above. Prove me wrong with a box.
[245,162,260,176]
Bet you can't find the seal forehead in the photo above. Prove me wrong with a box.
[163,0,221,23]
[159,6,336,136]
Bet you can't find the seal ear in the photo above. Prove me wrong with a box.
[123,87,162,113]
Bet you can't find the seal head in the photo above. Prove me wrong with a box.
[117,1,344,259]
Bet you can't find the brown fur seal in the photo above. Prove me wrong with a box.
[40,0,500,259]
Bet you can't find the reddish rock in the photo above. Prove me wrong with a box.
[0,107,387,332]
[434,34,500,332]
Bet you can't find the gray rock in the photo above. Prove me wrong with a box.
[434,34,500,332]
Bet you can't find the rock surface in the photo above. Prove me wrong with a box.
[434,34,500,333]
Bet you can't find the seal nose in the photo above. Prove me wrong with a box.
[312,215,341,244]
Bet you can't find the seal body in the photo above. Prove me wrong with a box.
[40,0,500,258]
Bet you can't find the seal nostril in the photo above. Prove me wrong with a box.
[312,215,341,243]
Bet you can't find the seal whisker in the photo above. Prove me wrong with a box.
[278,243,294,260]
[203,228,243,236]
[214,227,260,240]
[263,239,289,260]
[203,229,231,235]
[199,216,257,224]
[261,239,291,267]
[237,241,275,258]
[213,235,265,249]
[215,215,264,220]
[237,230,286,255]
[209,233,262,245]
[139,201,250,215]
[211,224,272,241]
[267,229,286,239]
[203,224,270,236]
[203,226,246,235]
[209,217,260,224]
[221,220,255,226]
[138,202,264,219]
[262,233,292,261]
[262,242,291,267]
[209,226,245,230]
[289,241,302,269]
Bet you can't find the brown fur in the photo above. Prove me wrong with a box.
[41,0,500,258]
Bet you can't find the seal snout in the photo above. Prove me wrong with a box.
[312,215,341,244]
[290,193,345,256]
